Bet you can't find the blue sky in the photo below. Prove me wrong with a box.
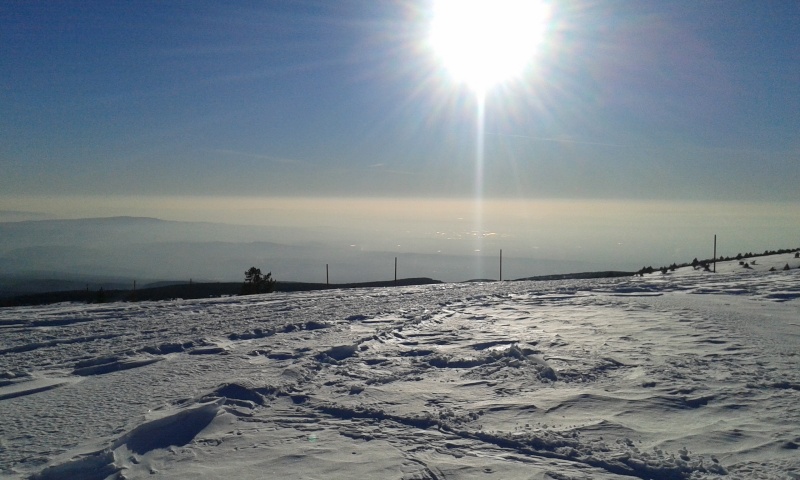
[1,1,799,277]
[3,0,798,200]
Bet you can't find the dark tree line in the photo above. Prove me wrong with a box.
[636,247,800,275]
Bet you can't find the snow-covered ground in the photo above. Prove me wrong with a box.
[1,253,799,479]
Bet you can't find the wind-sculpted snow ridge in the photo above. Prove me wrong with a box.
[0,263,798,479]
[311,400,725,479]
[28,399,225,480]
[19,380,723,480]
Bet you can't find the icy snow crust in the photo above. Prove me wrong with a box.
[1,262,799,479]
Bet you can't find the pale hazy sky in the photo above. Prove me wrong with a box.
[1,1,799,274]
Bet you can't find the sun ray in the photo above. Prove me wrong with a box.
[427,0,551,278]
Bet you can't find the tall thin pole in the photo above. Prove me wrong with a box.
[713,235,717,273]
[394,257,397,286]
[326,264,329,285]
[500,249,503,281]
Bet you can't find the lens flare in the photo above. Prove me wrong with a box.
[429,0,550,94]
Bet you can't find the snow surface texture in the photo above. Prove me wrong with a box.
[1,254,799,479]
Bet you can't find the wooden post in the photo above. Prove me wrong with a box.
[713,235,717,273]
[394,257,397,286]
[500,249,503,281]
[326,264,329,285]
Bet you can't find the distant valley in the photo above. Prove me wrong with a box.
[0,216,600,297]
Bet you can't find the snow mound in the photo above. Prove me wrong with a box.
[30,399,224,479]
[0,377,78,401]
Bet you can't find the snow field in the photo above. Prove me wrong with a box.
[0,256,799,479]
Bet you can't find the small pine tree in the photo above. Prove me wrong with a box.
[242,267,277,295]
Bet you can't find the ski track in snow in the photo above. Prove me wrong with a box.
[0,264,799,479]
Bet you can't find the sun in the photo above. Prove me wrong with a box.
[429,0,550,93]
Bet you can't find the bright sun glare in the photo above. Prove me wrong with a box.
[429,0,550,93]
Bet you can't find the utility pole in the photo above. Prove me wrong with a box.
[326,264,329,286]
[394,257,397,286]
[713,235,717,273]
[500,249,503,281]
